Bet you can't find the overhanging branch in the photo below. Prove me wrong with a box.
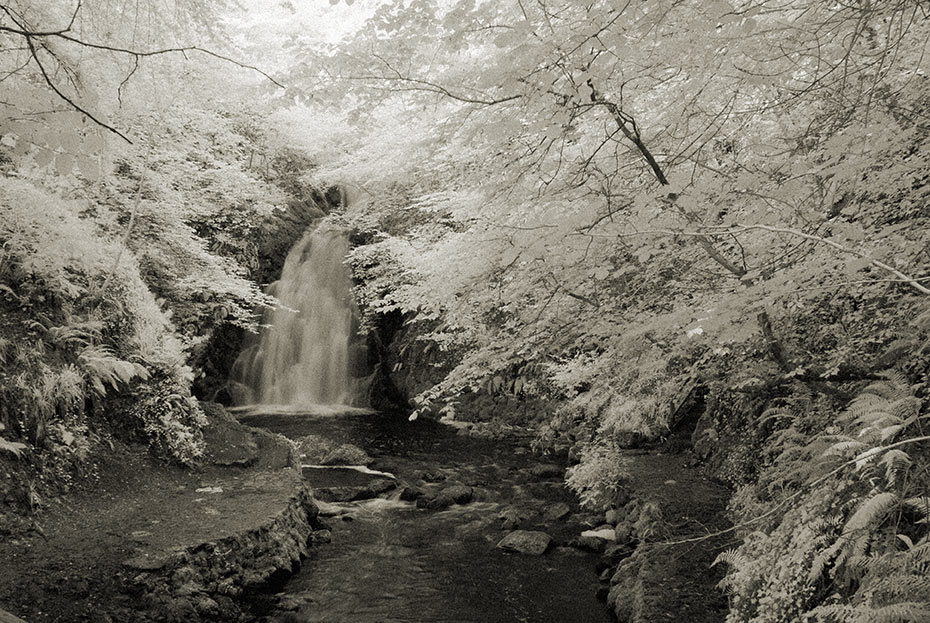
[1,2,284,144]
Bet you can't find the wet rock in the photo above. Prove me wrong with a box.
[498,507,525,530]
[314,478,396,502]
[529,464,563,479]
[297,435,371,466]
[601,543,636,569]
[497,530,552,555]
[582,527,616,541]
[416,485,473,510]
[321,444,372,466]
[543,503,571,521]
[420,470,446,483]
[399,486,421,502]
[194,596,220,616]
[568,536,607,553]
[614,522,633,545]
[201,407,260,468]
[314,501,351,517]
[310,530,331,544]
[443,485,474,504]
[276,595,304,611]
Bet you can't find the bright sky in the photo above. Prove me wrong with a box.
[227,0,387,45]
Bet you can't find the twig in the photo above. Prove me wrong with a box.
[581,225,930,295]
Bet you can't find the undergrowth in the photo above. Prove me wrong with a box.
[715,374,930,623]
[0,177,204,470]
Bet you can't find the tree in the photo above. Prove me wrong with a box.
[0,0,277,167]
[278,0,930,466]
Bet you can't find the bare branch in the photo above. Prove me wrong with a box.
[23,35,133,143]
[0,1,284,142]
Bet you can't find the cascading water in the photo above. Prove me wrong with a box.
[232,224,364,408]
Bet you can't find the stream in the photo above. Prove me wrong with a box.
[239,409,616,623]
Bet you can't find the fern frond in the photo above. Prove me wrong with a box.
[44,320,104,350]
[825,439,867,456]
[845,393,888,418]
[890,397,921,423]
[854,601,930,623]
[810,600,930,623]
[78,346,149,396]
[0,437,28,458]
[880,450,912,487]
[863,377,909,400]
[759,407,794,426]
[903,497,930,525]
[879,424,905,442]
[845,492,899,534]
[712,547,747,569]
[808,602,857,622]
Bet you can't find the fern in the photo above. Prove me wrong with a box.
[880,450,911,488]
[43,320,104,350]
[810,601,930,623]
[712,547,748,568]
[78,346,149,396]
[0,437,28,458]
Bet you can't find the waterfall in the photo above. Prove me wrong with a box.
[232,224,363,408]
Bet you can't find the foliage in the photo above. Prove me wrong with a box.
[0,0,333,472]
[0,175,205,460]
[270,0,930,515]
[716,377,930,623]
[565,440,631,509]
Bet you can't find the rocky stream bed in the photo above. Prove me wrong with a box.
[0,404,731,623]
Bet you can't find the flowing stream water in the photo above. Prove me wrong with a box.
[242,410,615,623]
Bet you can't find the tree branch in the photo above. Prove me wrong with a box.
[586,78,747,277]
[1,1,284,143]
[586,224,930,295]
[22,34,133,143]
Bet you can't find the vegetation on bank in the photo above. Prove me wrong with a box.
[2,0,930,620]
[0,2,326,521]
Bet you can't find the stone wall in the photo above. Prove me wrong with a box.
[121,485,329,622]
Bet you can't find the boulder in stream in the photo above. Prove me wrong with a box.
[297,434,372,466]
[497,530,552,555]
[543,502,572,521]
[529,464,564,479]
[498,507,526,530]
[314,478,396,502]
[416,484,474,510]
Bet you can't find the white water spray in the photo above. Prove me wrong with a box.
[232,224,362,408]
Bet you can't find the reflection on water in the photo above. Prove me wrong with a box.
[243,411,615,623]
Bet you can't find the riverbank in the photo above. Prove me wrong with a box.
[0,402,736,622]
[0,405,327,623]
